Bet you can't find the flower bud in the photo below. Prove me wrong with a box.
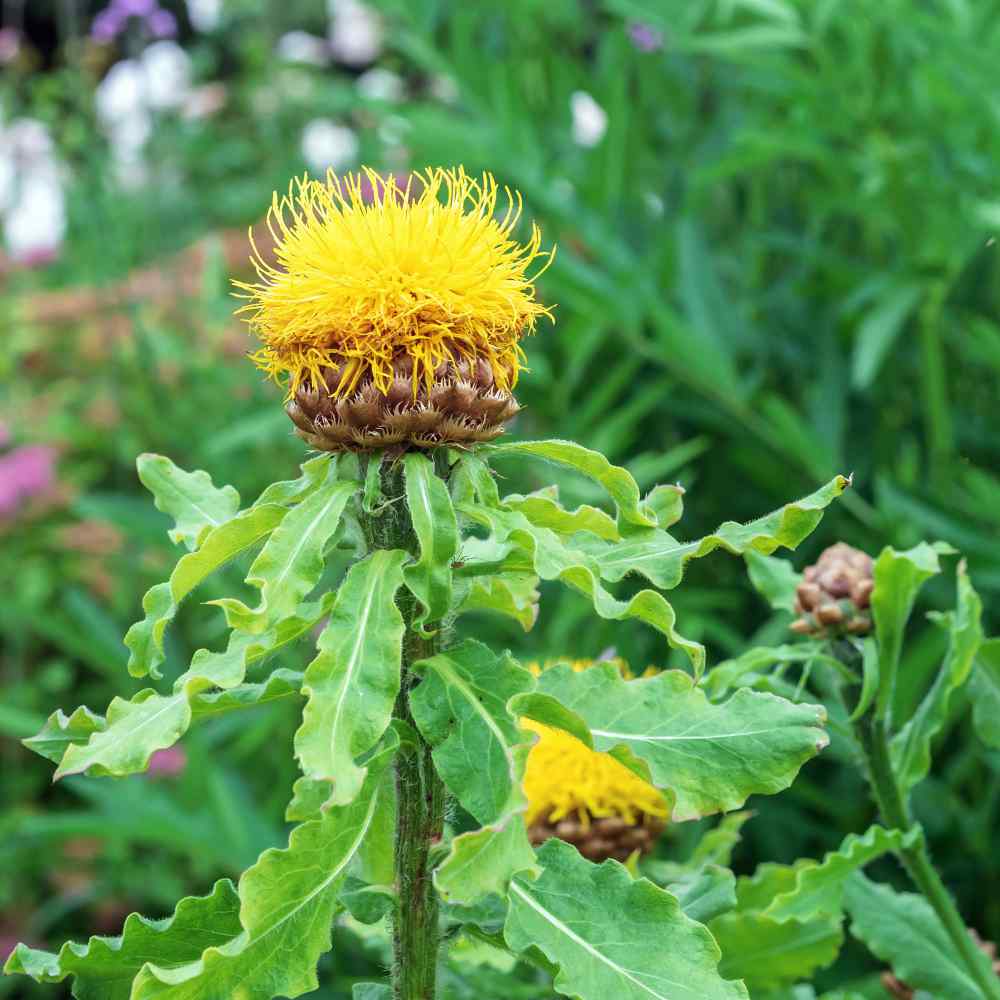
[791,542,874,638]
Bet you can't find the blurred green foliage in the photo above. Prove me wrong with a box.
[2,0,998,996]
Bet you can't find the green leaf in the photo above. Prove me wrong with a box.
[4,879,242,999]
[459,503,706,672]
[353,985,391,1000]
[844,873,995,1000]
[525,663,828,821]
[644,483,685,529]
[124,503,289,678]
[403,452,459,630]
[252,454,334,508]
[765,825,920,924]
[340,877,394,924]
[870,542,948,719]
[23,705,106,764]
[295,550,408,806]
[410,640,534,824]
[969,638,1000,747]
[850,283,922,390]
[580,476,850,591]
[709,910,843,990]
[49,603,327,777]
[744,551,801,614]
[848,638,879,721]
[504,491,620,541]
[131,738,396,1000]
[504,839,748,1000]
[668,865,738,924]
[210,467,358,633]
[705,645,835,701]
[436,816,538,905]
[484,439,658,527]
[456,571,540,631]
[890,563,983,795]
[137,453,240,551]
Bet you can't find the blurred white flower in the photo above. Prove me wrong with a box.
[328,0,382,67]
[277,31,329,66]
[570,90,607,148]
[0,120,66,263]
[141,40,191,110]
[186,0,221,32]
[356,67,404,102]
[429,75,459,105]
[95,59,146,125]
[301,119,359,174]
[181,82,228,120]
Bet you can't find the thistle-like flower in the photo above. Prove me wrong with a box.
[523,659,667,863]
[791,542,874,637]
[235,166,554,452]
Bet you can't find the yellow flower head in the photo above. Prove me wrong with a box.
[522,658,668,828]
[235,166,555,399]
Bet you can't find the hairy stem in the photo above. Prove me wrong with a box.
[857,715,1000,999]
[361,454,445,1000]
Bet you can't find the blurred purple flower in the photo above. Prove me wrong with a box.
[114,0,157,16]
[0,445,57,518]
[628,22,663,53]
[91,8,124,43]
[0,423,10,449]
[147,746,187,777]
[148,9,178,37]
[0,27,21,63]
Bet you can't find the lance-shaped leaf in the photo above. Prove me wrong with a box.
[137,453,240,551]
[891,563,982,795]
[845,873,995,1000]
[871,541,949,718]
[576,476,850,592]
[211,468,358,633]
[410,640,535,824]
[456,571,540,632]
[403,452,458,630]
[131,739,396,1000]
[970,638,1000,748]
[505,839,748,1000]
[124,503,288,678]
[765,825,920,924]
[744,550,801,613]
[485,438,657,527]
[526,663,827,821]
[251,454,333,508]
[294,550,408,806]
[49,601,328,777]
[4,879,242,999]
[460,504,705,673]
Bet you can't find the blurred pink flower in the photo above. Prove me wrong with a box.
[628,22,663,53]
[0,445,57,517]
[147,746,187,777]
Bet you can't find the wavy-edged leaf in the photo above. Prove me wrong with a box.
[765,825,920,924]
[190,668,303,719]
[970,638,1000,748]
[211,467,358,633]
[23,706,106,764]
[252,454,333,508]
[460,503,706,672]
[294,549,408,806]
[504,492,620,541]
[124,503,288,678]
[579,476,850,591]
[131,738,396,1000]
[668,865,738,924]
[137,453,240,551]
[436,815,538,905]
[845,873,994,1000]
[403,452,458,630]
[411,640,534,824]
[524,663,827,821]
[890,562,983,795]
[871,541,950,718]
[485,439,658,527]
[4,879,242,999]
[456,571,540,631]
[505,839,748,1000]
[50,602,327,777]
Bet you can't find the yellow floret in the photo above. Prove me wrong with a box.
[234,166,554,398]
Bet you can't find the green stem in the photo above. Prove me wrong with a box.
[857,716,1000,1000]
[361,455,446,1000]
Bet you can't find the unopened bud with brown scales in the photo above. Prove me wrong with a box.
[790,542,874,638]
[234,167,554,453]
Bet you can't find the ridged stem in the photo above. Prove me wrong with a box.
[360,455,445,1000]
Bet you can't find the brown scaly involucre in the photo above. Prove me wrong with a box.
[286,353,520,454]
[527,814,666,864]
[791,542,874,638]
